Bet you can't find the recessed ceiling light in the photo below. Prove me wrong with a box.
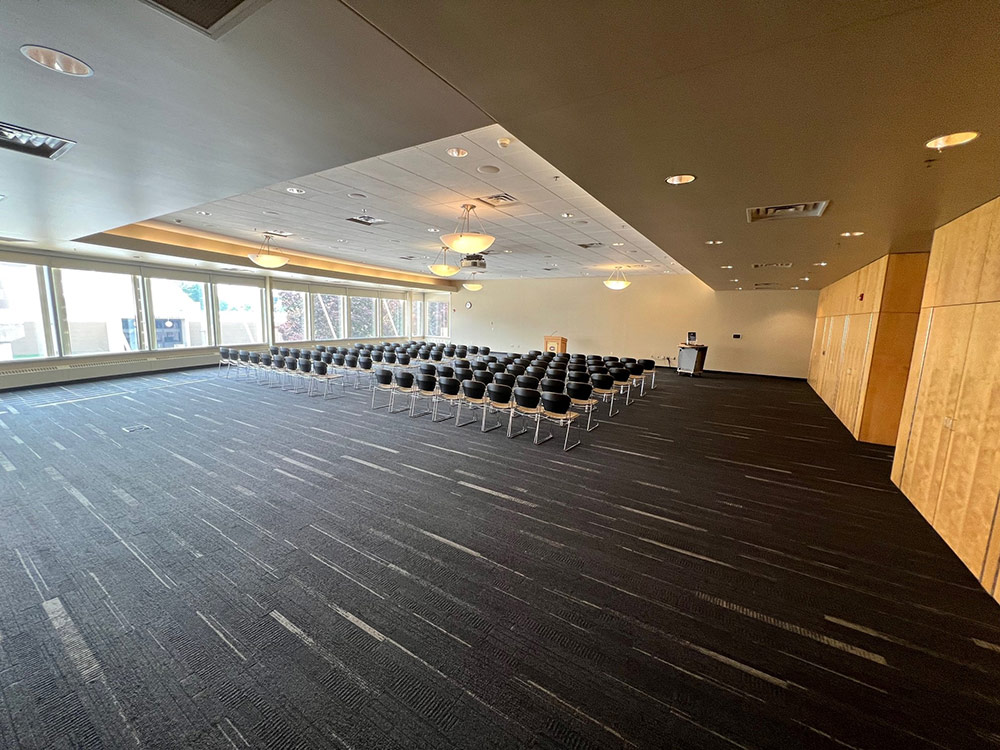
[925,131,979,150]
[347,192,367,199]
[20,45,93,77]
[561,212,574,218]
[262,210,280,216]
[730,278,739,282]
[721,264,734,269]
[427,227,440,232]
[645,259,653,262]
[800,277,810,281]
[336,239,347,243]
[736,287,743,290]
[665,174,696,185]
[611,242,624,247]
[705,240,723,245]
[839,231,864,237]
[791,286,800,290]
[477,165,501,174]
[195,210,212,216]
[813,261,828,266]
[286,187,306,195]
[503,249,513,253]
[446,147,468,158]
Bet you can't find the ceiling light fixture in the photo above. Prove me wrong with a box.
[463,272,483,292]
[730,278,739,282]
[561,212,574,218]
[497,137,512,148]
[428,246,460,277]
[477,164,501,174]
[248,234,289,269]
[839,231,865,237]
[441,203,495,254]
[427,227,440,232]
[705,240,723,245]
[603,266,631,291]
[800,277,810,281]
[791,286,800,290]
[611,242,624,247]
[195,210,212,216]
[813,261,828,266]
[665,174,696,185]
[721,264,734,269]
[925,131,979,150]
[446,147,468,158]
[285,187,305,195]
[20,45,93,77]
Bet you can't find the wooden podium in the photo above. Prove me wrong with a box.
[544,335,567,354]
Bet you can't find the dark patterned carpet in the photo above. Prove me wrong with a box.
[1,367,999,749]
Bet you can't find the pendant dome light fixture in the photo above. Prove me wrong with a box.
[462,272,483,292]
[440,203,495,254]
[603,266,631,290]
[248,233,290,269]
[428,246,461,277]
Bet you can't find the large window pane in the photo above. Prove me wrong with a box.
[379,297,405,338]
[0,262,49,361]
[349,296,377,338]
[410,297,424,337]
[312,292,345,341]
[149,277,210,349]
[273,288,307,342]
[58,268,140,355]
[427,297,450,338]
[217,283,264,345]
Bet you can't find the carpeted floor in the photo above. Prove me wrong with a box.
[1,366,999,749]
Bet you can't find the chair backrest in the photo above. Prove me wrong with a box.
[345,355,358,367]
[279,347,290,357]
[462,379,486,399]
[384,352,397,364]
[621,357,637,364]
[473,370,493,385]
[430,351,443,361]
[627,363,644,376]
[452,358,470,369]
[566,382,593,401]
[371,350,384,362]
[359,357,373,370]
[395,370,414,388]
[479,346,491,355]
[375,368,394,386]
[493,372,515,387]
[604,356,619,363]
[286,358,298,372]
[540,378,564,393]
[588,364,608,374]
[436,364,454,378]
[486,362,504,374]
[545,368,567,381]
[261,354,272,366]
[438,377,461,396]
[289,348,301,359]
[514,358,532,368]
[506,364,526,377]
[269,346,279,355]
[219,347,230,358]
[420,363,436,376]
[609,367,630,383]
[525,366,547,379]
[322,352,334,364]
[397,354,411,365]
[516,375,539,390]
[567,364,587,372]
[416,374,437,393]
[313,361,328,376]
[250,352,261,364]
[639,359,656,371]
[333,354,346,365]
[547,360,567,370]
[468,345,479,354]
[454,367,473,382]
[567,371,590,384]
[591,373,614,390]
[513,387,541,409]
[238,350,250,363]
[300,350,312,360]
[298,358,311,373]
[316,345,327,352]
[541,392,571,415]
[273,356,286,369]
[527,350,542,357]
[530,359,548,369]
[486,383,512,404]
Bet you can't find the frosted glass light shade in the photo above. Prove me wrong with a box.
[249,252,289,268]
[440,232,495,254]
[428,263,460,277]
[463,282,483,291]
[603,279,630,290]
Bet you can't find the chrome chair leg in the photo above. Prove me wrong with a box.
[608,389,619,418]
[563,420,581,451]
[482,405,503,432]
[533,418,553,445]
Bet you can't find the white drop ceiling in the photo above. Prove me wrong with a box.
[154,125,689,280]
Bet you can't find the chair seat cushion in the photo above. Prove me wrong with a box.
[439,393,462,400]
[515,405,541,414]
[463,396,485,404]
[489,401,513,409]
[543,410,578,421]
[570,398,597,407]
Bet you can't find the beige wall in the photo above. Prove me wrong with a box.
[450,274,819,378]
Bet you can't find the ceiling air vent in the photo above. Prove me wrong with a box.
[263,229,293,237]
[746,201,829,223]
[139,0,272,38]
[477,193,518,207]
[751,262,793,269]
[753,282,782,290]
[398,255,417,261]
[0,121,75,160]
[346,212,386,227]
[577,242,604,249]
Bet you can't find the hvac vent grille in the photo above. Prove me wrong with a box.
[346,214,386,227]
[751,262,793,269]
[477,193,518,207]
[577,242,604,249]
[139,0,272,38]
[753,282,783,290]
[0,121,75,160]
[746,201,829,223]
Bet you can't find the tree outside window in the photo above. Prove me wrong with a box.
[273,289,307,342]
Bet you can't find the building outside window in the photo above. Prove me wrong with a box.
[0,262,49,361]
[56,268,141,355]
[217,283,264,345]
[273,288,307,342]
[149,277,210,349]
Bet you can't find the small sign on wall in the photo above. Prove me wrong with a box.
[687,331,697,344]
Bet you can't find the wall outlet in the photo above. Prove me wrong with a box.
[733,333,741,339]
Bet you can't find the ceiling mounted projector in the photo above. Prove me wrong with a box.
[461,253,487,269]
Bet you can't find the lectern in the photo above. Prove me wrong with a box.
[544,335,567,354]
[677,344,708,376]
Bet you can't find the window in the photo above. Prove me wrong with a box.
[379,296,405,338]
[273,288,307,342]
[217,283,264,345]
[410,295,424,337]
[56,268,141,355]
[149,277,211,349]
[312,292,345,341]
[0,262,50,361]
[427,295,450,338]
[349,295,377,338]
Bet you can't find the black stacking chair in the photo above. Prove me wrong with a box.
[307,361,336,399]
[567,381,598,431]
[384,351,397,365]
[269,355,285,387]
[525,366,547,380]
[410,373,437,418]
[454,367,473,383]
[480,346,491,356]
[269,345,279,356]
[539,378,564,394]
[433,377,462,422]
[289,348,301,360]
[567,371,590,385]
[371,367,395,409]
[506,364,526,377]
[493,372,515,388]
[456,379,487,427]
[639,359,657,392]
[545,368,567,381]
[626,362,646,397]
[436,364,455,378]
[300,350,312,360]
[472,370,493,386]
[420,363,437,376]
[537,392,581,451]
[567,364,587,373]
[472,360,488,371]
[488,362,506,375]
[509,387,542,438]
[609,366,634,405]
[591,372,619,417]
[390,370,416,413]
[516,375,539,390]
[483,383,513,433]
[283,357,299,390]
[279,347,290,357]
[218,347,231,376]
[371,350,384,363]
[356,356,374,390]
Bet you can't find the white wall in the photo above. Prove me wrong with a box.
[450,274,819,378]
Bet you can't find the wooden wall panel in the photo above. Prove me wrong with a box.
[882,254,929,313]
[834,313,874,433]
[923,200,995,308]
[932,302,1000,578]
[898,304,975,521]
[977,202,1000,304]
[892,307,932,485]
[860,312,920,445]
